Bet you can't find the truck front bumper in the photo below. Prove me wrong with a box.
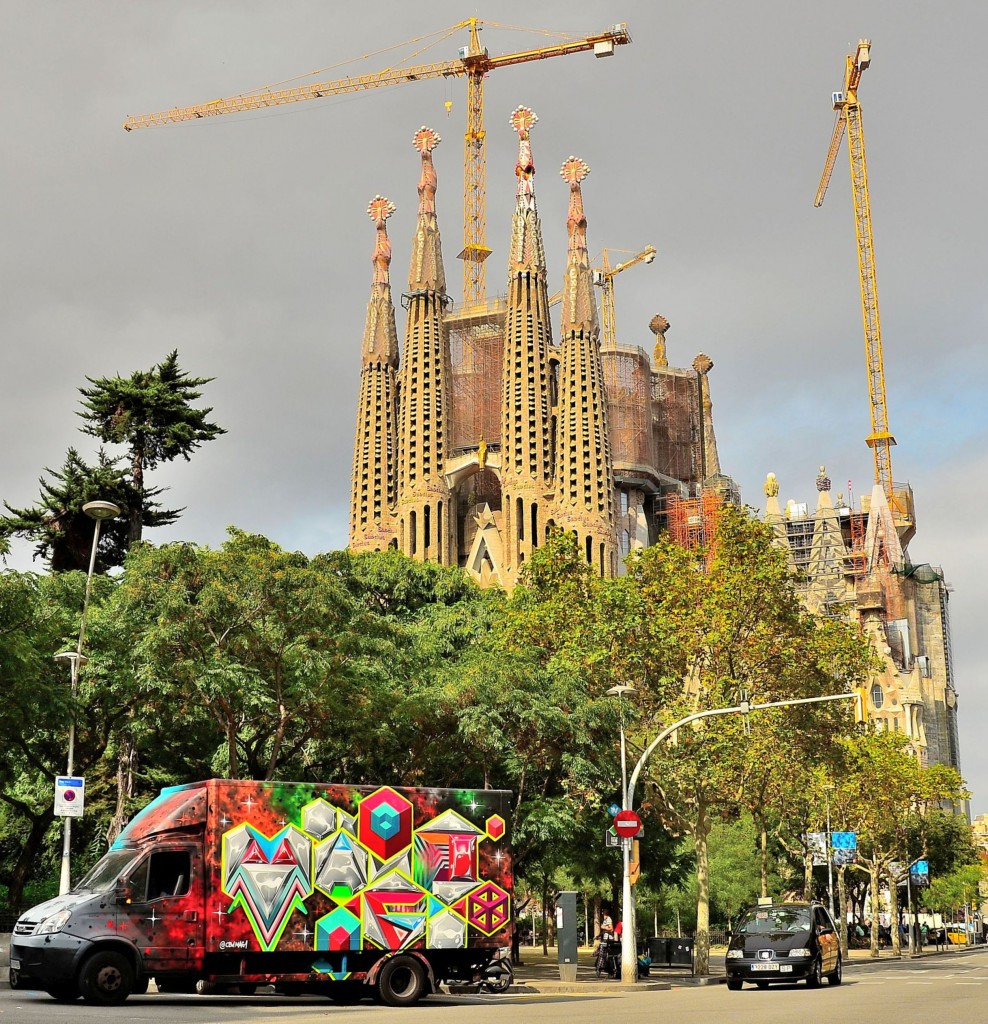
[10,933,89,988]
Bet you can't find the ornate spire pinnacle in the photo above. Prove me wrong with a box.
[511,106,538,207]
[408,126,446,294]
[367,195,395,288]
[412,126,441,217]
[561,156,590,259]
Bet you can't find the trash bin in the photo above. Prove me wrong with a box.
[669,937,694,971]
[648,937,671,966]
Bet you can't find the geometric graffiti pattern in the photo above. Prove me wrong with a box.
[222,824,312,951]
[220,786,508,952]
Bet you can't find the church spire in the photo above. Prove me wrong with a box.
[408,126,446,294]
[396,126,453,565]
[554,156,616,575]
[500,106,554,582]
[349,195,399,551]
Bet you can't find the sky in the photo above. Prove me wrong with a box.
[2,2,986,811]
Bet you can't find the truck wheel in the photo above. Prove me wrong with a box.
[377,956,426,1007]
[44,981,80,1002]
[79,950,134,1005]
[8,968,21,990]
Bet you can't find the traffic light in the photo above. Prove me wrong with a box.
[854,686,868,726]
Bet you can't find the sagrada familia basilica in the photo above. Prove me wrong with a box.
[349,108,733,590]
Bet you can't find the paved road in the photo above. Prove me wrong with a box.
[2,950,986,1023]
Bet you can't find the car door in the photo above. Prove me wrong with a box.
[814,907,837,972]
[124,845,205,974]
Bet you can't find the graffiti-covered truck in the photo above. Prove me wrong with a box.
[11,779,512,1005]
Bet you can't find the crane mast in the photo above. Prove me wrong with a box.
[598,246,656,349]
[124,19,631,308]
[814,40,897,503]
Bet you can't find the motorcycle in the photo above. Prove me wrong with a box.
[474,946,514,993]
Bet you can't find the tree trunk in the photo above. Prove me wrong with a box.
[760,823,768,898]
[837,866,848,957]
[889,876,901,956]
[542,877,550,956]
[3,809,55,907]
[227,718,239,779]
[108,736,135,844]
[129,449,144,547]
[804,850,814,900]
[693,805,712,976]
[869,864,881,957]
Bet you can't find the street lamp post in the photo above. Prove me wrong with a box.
[54,500,120,895]
[606,684,637,985]
[824,784,836,921]
[616,689,861,985]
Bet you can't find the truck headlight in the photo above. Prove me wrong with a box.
[788,948,811,958]
[726,949,743,959]
[37,910,72,935]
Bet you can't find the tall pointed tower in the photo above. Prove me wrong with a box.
[499,107,554,582]
[396,127,454,563]
[349,195,400,552]
[554,156,617,575]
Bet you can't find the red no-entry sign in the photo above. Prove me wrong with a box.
[613,810,642,838]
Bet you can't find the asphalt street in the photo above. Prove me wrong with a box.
[1,949,986,1024]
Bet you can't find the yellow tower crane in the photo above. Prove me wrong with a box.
[814,39,901,513]
[124,18,631,309]
[596,246,656,348]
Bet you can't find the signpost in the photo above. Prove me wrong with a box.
[54,776,85,818]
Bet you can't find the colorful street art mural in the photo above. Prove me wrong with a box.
[137,781,515,956]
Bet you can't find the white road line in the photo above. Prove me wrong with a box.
[906,981,933,985]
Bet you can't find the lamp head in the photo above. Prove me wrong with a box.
[83,500,121,521]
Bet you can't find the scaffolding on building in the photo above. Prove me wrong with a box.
[651,367,703,485]
[662,490,722,550]
[602,346,655,478]
[447,300,506,454]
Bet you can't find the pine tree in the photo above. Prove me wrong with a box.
[78,350,225,544]
[0,448,178,571]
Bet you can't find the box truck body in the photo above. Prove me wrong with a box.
[11,779,512,1004]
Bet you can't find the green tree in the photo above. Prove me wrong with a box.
[1,448,176,571]
[618,506,873,974]
[79,350,224,544]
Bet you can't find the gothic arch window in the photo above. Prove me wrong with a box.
[870,683,884,710]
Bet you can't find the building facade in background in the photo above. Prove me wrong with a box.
[764,468,961,775]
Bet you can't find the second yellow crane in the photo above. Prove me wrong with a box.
[124,18,632,309]
[814,39,900,513]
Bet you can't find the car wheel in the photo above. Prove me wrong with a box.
[806,956,823,988]
[79,950,134,1006]
[726,978,743,991]
[377,956,426,1007]
[827,955,842,985]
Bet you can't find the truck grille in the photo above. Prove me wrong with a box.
[14,919,39,936]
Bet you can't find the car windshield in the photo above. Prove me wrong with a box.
[740,906,811,934]
[75,850,138,893]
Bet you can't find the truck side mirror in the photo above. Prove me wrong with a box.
[115,882,135,905]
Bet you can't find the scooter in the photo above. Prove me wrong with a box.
[474,946,514,993]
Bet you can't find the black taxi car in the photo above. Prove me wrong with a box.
[725,901,841,990]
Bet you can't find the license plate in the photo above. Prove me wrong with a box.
[780,964,793,973]
[751,963,779,971]
[9,959,20,970]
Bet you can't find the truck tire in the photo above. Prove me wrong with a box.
[44,981,80,1002]
[79,950,134,1005]
[377,956,426,1007]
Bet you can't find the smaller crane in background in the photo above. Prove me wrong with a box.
[814,39,904,521]
[596,246,656,349]
[547,244,656,348]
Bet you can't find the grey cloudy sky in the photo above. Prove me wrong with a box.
[3,2,986,811]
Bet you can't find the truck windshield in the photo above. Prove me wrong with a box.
[75,849,138,893]
[740,906,811,934]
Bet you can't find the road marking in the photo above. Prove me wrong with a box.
[906,981,933,985]
[957,982,984,986]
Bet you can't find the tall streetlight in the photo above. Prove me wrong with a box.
[54,499,120,895]
[606,683,637,985]
[824,784,836,921]
[617,689,862,985]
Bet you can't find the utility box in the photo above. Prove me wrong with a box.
[555,891,578,982]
